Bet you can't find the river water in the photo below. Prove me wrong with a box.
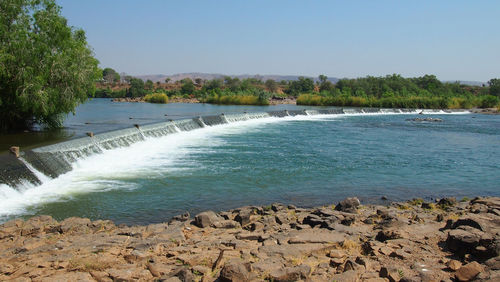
[0,99,499,224]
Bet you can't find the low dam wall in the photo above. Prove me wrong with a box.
[0,108,463,188]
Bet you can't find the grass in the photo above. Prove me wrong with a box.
[408,198,424,206]
[203,94,269,105]
[296,93,499,109]
[144,92,169,103]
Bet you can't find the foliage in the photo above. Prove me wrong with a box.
[265,79,278,93]
[0,0,100,131]
[144,93,169,104]
[102,68,120,83]
[488,78,500,97]
[287,77,314,96]
[127,78,145,97]
[144,79,154,91]
[180,78,195,94]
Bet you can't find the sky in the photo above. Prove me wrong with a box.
[57,0,500,82]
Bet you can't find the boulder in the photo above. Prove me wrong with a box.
[234,207,255,226]
[335,197,361,213]
[455,261,483,281]
[220,262,252,282]
[194,211,221,228]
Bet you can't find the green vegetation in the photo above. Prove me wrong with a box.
[202,93,269,105]
[144,93,169,104]
[0,0,100,131]
[94,72,500,108]
[297,74,499,109]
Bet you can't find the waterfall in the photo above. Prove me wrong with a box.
[18,157,52,183]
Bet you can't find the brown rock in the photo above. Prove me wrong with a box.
[220,262,252,282]
[194,211,221,228]
[268,265,311,282]
[447,259,462,271]
[379,246,394,256]
[331,270,359,282]
[455,261,483,281]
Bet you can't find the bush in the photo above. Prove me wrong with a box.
[203,94,269,105]
[144,93,169,104]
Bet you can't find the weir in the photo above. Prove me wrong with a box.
[0,107,467,189]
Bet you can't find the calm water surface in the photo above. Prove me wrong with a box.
[0,100,499,224]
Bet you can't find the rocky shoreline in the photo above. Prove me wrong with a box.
[0,197,499,281]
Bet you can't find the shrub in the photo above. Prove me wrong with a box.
[144,93,169,104]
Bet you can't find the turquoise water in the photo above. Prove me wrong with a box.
[0,101,499,225]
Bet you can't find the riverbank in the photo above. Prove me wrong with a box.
[1,197,498,281]
[112,96,296,105]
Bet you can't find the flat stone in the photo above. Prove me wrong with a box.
[287,230,345,244]
[331,270,359,282]
[268,265,310,282]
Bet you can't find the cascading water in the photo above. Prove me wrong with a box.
[0,108,470,192]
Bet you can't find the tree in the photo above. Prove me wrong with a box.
[288,77,314,96]
[144,79,154,91]
[194,78,202,85]
[318,75,333,92]
[181,78,195,94]
[165,78,171,84]
[127,78,145,97]
[265,79,278,93]
[488,78,500,97]
[102,68,120,84]
[0,0,100,131]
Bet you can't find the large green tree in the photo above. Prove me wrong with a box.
[0,0,100,131]
[488,78,500,97]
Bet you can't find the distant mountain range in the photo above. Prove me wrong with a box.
[129,72,485,86]
[132,73,340,84]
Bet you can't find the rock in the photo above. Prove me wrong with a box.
[0,263,15,275]
[170,212,190,223]
[451,216,490,232]
[380,266,401,282]
[335,197,361,213]
[331,270,359,282]
[59,217,91,234]
[214,220,240,229]
[390,249,411,260]
[455,261,483,281]
[438,197,457,208]
[272,203,286,212]
[194,211,221,228]
[41,271,95,281]
[234,207,255,226]
[287,229,345,244]
[376,229,407,241]
[447,259,462,271]
[379,246,394,256]
[220,262,252,282]
[170,266,195,282]
[268,265,311,282]
[302,214,328,228]
[446,227,497,258]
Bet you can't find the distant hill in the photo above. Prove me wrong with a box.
[130,72,485,86]
[133,73,340,84]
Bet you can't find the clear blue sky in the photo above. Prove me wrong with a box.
[57,0,499,81]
